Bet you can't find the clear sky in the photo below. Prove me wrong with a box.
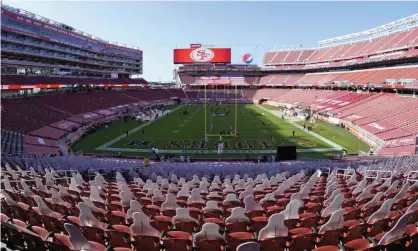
[4,1,418,81]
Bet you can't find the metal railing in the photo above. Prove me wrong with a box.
[364,169,393,181]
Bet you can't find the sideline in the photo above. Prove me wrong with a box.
[256,105,344,151]
[97,104,342,154]
[96,105,184,150]
[97,147,340,154]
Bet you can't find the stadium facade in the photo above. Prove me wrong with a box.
[1,4,143,80]
[1,5,417,250]
[1,5,417,157]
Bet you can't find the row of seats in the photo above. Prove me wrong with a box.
[1,130,24,155]
[265,50,418,71]
[252,87,418,155]
[1,75,148,86]
[1,89,186,134]
[1,157,417,251]
[263,27,418,66]
[258,66,418,87]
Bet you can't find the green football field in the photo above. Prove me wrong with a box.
[71,104,370,159]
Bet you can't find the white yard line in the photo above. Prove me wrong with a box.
[99,147,341,154]
[97,104,342,154]
[256,105,344,151]
[96,105,184,150]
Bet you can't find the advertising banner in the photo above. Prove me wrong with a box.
[190,44,202,48]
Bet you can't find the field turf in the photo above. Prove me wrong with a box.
[71,104,369,159]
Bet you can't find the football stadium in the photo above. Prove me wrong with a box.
[1,2,418,251]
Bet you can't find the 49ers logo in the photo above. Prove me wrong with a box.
[165,140,276,149]
[190,48,215,62]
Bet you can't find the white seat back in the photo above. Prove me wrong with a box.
[64,223,100,251]
[384,180,400,196]
[347,173,357,186]
[3,176,15,193]
[188,188,205,204]
[90,186,105,203]
[299,186,311,200]
[272,184,288,196]
[78,202,105,229]
[406,199,418,214]
[352,178,367,195]
[208,191,222,199]
[0,191,17,205]
[237,242,260,251]
[177,187,190,198]
[225,207,250,223]
[377,178,391,191]
[372,173,383,186]
[223,185,235,194]
[393,183,410,203]
[362,192,384,210]
[193,223,224,243]
[152,189,165,203]
[378,212,413,245]
[58,184,71,196]
[168,183,178,193]
[260,193,276,204]
[120,191,134,207]
[324,189,341,207]
[50,188,66,206]
[239,186,254,200]
[367,199,394,224]
[324,183,338,198]
[45,173,54,187]
[321,194,344,218]
[127,200,146,219]
[161,193,180,211]
[223,194,240,204]
[258,213,288,240]
[172,208,197,223]
[244,195,263,213]
[203,200,223,213]
[21,180,36,197]
[318,209,344,234]
[35,178,48,193]
[81,197,106,214]
[34,196,59,219]
[280,199,302,220]
[130,212,160,236]
[69,178,80,192]
[356,184,373,202]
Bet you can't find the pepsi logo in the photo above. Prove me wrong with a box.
[190,48,215,62]
[243,53,253,64]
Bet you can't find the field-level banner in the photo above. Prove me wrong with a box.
[174,48,231,64]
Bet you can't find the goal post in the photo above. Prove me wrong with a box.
[204,82,239,141]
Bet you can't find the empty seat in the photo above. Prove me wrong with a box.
[258,213,288,251]
[193,223,226,251]
[316,209,345,247]
[130,212,160,251]
[344,212,413,251]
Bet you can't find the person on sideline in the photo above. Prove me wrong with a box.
[144,157,150,167]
